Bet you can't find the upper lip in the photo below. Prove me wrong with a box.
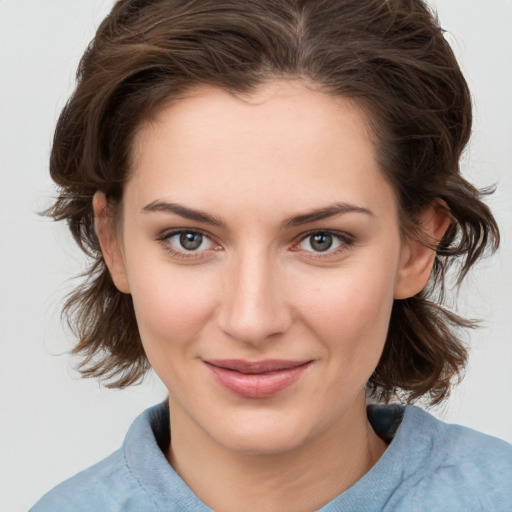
[204,359,311,374]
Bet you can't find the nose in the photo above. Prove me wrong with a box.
[217,249,293,346]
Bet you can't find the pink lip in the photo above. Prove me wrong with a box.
[204,359,312,398]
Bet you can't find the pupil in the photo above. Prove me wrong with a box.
[311,233,333,252]
[180,232,203,250]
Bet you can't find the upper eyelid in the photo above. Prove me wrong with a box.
[296,229,354,243]
[156,228,354,252]
[156,228,220,253]
[157,227,214,241]
[156,229,220,260]
[290,229,355,255]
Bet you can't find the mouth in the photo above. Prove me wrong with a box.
[203,359,312,398]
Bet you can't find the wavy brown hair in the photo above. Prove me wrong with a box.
[47,0,499,403]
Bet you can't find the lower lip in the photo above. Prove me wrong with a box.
[205,362,311,399]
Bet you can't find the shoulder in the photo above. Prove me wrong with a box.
[406,405,512,475]
[28,403,171,512]
[28,447,153,512]
[399,406,512,511]
[30,402,212,512]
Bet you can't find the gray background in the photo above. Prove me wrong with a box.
[1,1,511,510]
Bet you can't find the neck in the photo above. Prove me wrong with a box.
[166,394,387,512]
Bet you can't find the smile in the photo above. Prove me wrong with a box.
[203,359,312,399]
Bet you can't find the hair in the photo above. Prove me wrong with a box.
[47,0,499,404]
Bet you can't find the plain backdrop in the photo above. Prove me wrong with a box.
[1,1,511,511]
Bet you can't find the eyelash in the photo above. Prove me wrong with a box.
[156,229,355,260]
[292,230,355,259]
[156,228,220,260]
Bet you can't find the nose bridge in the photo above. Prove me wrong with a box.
[219,245,291,344]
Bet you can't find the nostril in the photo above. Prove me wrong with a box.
[216,254,293,344]
[217,297,293,345]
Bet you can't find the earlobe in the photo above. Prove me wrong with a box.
[394,203,451,299]
[93,191,131,294]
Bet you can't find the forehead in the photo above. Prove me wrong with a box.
[134,81,374,161]
[127,80,396,219]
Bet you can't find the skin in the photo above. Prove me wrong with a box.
[95,81,449,512]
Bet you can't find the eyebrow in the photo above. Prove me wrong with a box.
[283,202,374,228]
[141,200,373,228]
[142,200,224,226]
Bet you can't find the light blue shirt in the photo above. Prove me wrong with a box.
[30,402,512,511]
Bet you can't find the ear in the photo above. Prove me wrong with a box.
[394,202,451,299]
[93,191,131,294]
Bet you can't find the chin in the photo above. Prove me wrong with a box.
[222,433,305,456]
[211,414,316,456]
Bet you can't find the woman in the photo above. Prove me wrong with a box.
[30,0,512,510]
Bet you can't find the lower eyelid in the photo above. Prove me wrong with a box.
[157,229,353,258]
[157,229,222,258]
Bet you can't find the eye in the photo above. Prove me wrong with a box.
[294,231,353,255]
[175,232,207,251]
[303,233,337,252]
[157,229,220,257]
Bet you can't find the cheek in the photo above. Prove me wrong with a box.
[126,258,219,360]
[294,262,397,359]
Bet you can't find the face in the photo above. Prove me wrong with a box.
[99,81,430,455]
